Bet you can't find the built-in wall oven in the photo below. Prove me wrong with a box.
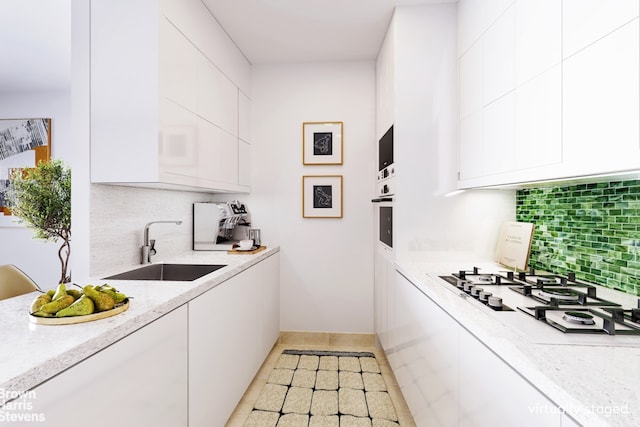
[372,125,394,250]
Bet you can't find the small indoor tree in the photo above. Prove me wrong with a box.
[8,159,71,284]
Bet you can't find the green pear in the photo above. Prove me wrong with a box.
[83,285,115,312]
[67,289,82,300]
[51,283,67,301]
[56,295,95,317]
[30,293,52,313]
[39,295,75,314]
[46,289,56,298]
[97,286,128,304]
[31,310,56,318]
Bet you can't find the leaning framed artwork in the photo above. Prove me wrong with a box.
[302,121,343,165]
[0,118,52,215]
[302,175,343,218]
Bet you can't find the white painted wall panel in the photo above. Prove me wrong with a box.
[247,61,375,333]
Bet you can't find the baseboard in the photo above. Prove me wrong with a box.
[278,331,375,347]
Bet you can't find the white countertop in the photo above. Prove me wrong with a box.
[0,247,280,406]
[395,255,640,427]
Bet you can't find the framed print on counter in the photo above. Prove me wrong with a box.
[302,175,343,218]
[302,121,343,165]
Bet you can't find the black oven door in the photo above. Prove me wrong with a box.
[372,197,393,249]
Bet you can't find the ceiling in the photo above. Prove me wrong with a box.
[202,0,456,64]
[0,0,453,92]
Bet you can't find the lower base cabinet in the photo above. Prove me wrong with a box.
[28,305,189,427]
[393,272,563,427]
[20,253,279,427]
[189,253,280,426]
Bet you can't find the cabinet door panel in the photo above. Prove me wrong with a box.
[394,272,459,427]
[198,119,239,184]
[482,4,515,104]
[459,111,483,180]
[159,99,199,178]
[515,0,561,86]
[563,0,640,59]
[189,273,258,426]
[258,254,280,356]
[29,307,188,427]
[238,140,251,187]
[483,92,515,174]
[459,42,483,119]
[159,17,197,112]
[197,55,238,136]
[239,91,250,143]
[515,65,562,170]
[563,20,640,175]
[459,329,560,427]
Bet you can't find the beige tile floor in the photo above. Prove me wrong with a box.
[226,332,416,426]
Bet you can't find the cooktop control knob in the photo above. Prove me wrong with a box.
[479,291,492,302]
[464,282,475,293]
[471,287,483,297]
[488,296,503,308]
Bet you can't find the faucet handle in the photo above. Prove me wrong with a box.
[149,239,157,256]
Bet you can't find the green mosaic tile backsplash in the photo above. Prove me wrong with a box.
[516,180,640,296]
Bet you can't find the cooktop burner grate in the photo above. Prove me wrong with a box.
[518,306,640,335]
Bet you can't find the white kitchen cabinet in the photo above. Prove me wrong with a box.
[189,253,280,426]
[563,19,640,178]
[374,243,395,352]
[391,272,564,426]
[481,4,515,105]
[160,18,197,113]
[459,328,560,427]
[197,54,238,136]
[91,0,250,193]
[459,42,483,120]
[458,0,640,188]
[197,118,239,185]
[515,0,562,87]
[563,0,640,59]
[482,92,516,175]
[28,306,189,427]
[394,272,459,427]
[514,65,562,171]
[239,91,251,144]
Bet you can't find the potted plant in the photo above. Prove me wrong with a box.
[8,159,71,284]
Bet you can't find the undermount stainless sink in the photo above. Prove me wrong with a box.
[103,263,226,282]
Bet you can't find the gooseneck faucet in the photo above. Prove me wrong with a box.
[141,220,183,264]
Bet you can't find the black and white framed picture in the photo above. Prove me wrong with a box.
[302,175,343,218]
[0,118,51,215]
[302,121,343,165]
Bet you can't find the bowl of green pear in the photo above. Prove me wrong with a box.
[29,283,130,325]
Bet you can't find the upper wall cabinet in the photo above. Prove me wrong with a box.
[90,0,251,193]
[458,0,640,188]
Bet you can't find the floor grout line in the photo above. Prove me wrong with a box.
[225,343,417,426]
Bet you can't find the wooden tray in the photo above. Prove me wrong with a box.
[29,300,130,325]
[227,245,266,255]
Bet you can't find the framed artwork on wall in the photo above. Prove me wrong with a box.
[0,118,52,215]
[302,121,343,165]
[302,175,343,218]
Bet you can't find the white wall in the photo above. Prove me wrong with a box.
[0,91,72,288]
[248,61,376,334]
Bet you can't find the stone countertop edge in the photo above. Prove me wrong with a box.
[395,259,640,427]
[0,246,280,406]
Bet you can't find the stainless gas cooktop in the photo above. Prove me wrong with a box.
[438,266,640,345]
